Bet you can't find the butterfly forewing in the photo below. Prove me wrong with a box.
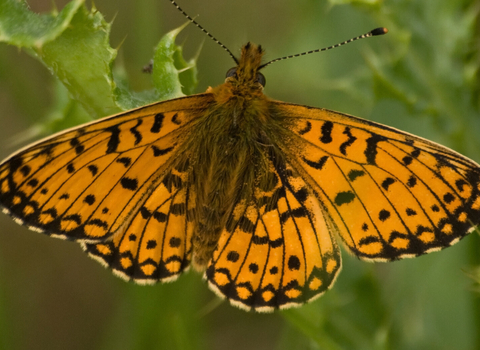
[277,102,480,261]
[0,94,211,244]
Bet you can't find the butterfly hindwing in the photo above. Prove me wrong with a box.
[277,101,480,261]
[206,152,341,311]
[0,94,211,244]
[82,157,195,283]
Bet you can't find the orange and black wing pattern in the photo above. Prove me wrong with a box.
[0,94,213,283]
[206,148,341,312]
[276,101,480,262]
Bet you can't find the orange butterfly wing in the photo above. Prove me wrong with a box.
[276,101,480,261]
[0,94,212,282]
[206,157,341,311]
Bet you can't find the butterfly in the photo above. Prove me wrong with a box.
[1,7,480,313]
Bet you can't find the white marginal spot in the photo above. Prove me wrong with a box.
[229,299,252,312]
[50,233,67,240]
[254,305,275,313]
[397,253,417,259]
[28,225,44,233]
[112,269,133,282]
[87,253,110,268]
[424,247,442,254]
[361,256,390,263]
[134,278,157,286]
[279,301,302,310]
[448,237,461,246]
[2,207,10,215]
[13,217,24,225]
[207,280,227,300]
[467,226,477,233]
[202,271,209,281]
[157,274,179,284]
[82,238,105,244]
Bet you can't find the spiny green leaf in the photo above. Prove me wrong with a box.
[0,0,83,48]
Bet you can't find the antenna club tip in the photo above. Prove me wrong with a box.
[371,27,388,36]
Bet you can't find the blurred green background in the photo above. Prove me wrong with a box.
[0,0,479,349]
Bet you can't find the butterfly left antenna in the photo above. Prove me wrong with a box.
[169,0,239,64]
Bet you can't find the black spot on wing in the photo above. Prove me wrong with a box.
[20,165,31,177]
[382,177,395,191]
[27,179,38,187]
[455,179,468,192]
[63,214,82,225]
[411,149,421,158]
[249,263,259,274]
[66,163,75,174]
[169,237,181,247]
[365,134,387,165]
[153,211,167,222]
[84,194,96,205]
[348,169,365,182]
[146,240,157,249]
[288,255,300,270]
[406,208,417,216]
[87,165,98,177]
[116,157,131,167]
[339,127,357,155]
[152,145,174,157]
[379,209,390,221]
[270,238,283,248]
[121,177,138,191]
[302,156,328,170]
[106,125,121,153]
[129,119,143,145]
[87,218,109,230]
[403,156,413,165]
[407,176,417,187]
[171,113,182,125]
[297,121,312,135]
[151,113,164,133]
[140,206,151,219]
[320,121,333,143]
[227,251,239,262]
[70,138,84,154]
[359,235,380,246]
[335,191,355,206]
[443,193,455,204]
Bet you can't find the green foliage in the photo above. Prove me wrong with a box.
[0,0,197,135]
[0,0,479,350]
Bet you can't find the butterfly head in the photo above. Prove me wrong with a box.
[225,43,266,89]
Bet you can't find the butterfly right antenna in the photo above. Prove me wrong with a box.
[169,0,239,64]
[259,27,388,70]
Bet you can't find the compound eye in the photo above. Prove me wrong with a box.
[226,67,237,78]
[256,72,266,87]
